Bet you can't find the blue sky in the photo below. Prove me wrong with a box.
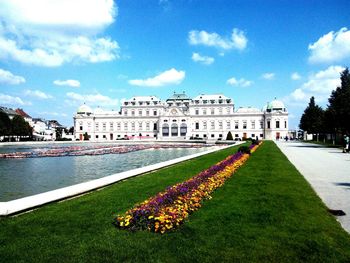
[0,0,349,129]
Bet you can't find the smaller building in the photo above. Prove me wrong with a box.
[0,106,19,120]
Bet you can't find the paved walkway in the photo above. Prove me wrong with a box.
[276,141,350,234]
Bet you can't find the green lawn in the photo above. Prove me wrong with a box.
[1,141,350,262]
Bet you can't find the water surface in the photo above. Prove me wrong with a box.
[0,144,211,201]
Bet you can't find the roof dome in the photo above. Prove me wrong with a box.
[77,104,92,114]
[265,98,286,112]
[270,99,285,109]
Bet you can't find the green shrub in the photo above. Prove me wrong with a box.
[226,131,233,140]
[238,145,251,154]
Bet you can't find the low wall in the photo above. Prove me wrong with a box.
[0,142,242,216]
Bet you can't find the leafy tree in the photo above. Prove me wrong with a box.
[226,131,233,140]
[12,115,31,136]
[327,68,350,133]
[0,112,12,140]
[83,132,89,141]
[299,96,324,136]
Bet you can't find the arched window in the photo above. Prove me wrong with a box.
[180,123,187,136]
[162,123,169,137]
[171,123,178,136]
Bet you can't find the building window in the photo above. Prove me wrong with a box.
[203,109,207,115]
[124,110,127,116]
[180,123,187,136]
[102,122,106,131]
[251,121,255,129]
[131,122,135,131]
[96,135,99,139]
[79,125,83,131]
[260,121,263,129]
[218,121,223,129]
[219,134,223,138]
[285,121,287,128]
[87,122,91,131]
[153,110,157,116]
[146,122,150,131]
[251,133,255,138]
[139,110,142,116]
[195,109,199,115]
[146,110,150,116]
[195,122,199,130]
[203,121,207,130]
[210,121,215,130]
[211,108,215,115]
[235,134,239,138]
[211,134,215,138]
[226,107,230,114]
[103,135,106,139]
[171,123,178,136]
[138,122,142,130]
[234,121,238,129]
[219,108,223,115]
[276,121,280,129]
[267,121,271,129]
[124,122,128,131]
[95,123,99,131]
[117,122,121,131]
[226,121,231,129]
[110,122,114,131]
[243,121,247,129]
[260,133,263,138]
[153,123,157,131]
[131,110,135,116]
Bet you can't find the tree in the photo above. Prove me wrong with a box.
[12,115,31,137]
[83,132,89,141]
[327,67,350,133]
[299,96,324,139]
[226,131,233,140]
[0,111,12,138]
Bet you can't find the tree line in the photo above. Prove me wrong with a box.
[300,68,350,143]
[0,113,32,141]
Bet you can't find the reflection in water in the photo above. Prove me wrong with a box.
[0,146,211,201]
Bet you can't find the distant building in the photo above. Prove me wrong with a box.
[0,106,19,120]
[15,108,33,124]
[74,92,289,141]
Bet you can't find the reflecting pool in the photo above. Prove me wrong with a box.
[0,143,212,201]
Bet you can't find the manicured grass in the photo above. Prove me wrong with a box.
[1,141,350,262]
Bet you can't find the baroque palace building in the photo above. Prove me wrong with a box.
[74,92,288,141]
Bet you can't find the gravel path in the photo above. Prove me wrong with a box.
[276,140,350,234]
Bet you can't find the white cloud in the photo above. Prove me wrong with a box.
[226,77,253,87]
[129,68,185,87]
[308,27,350,64]
[53,79,80,88]
[262,73,275,80]
[291,72,301,80]
[24,89,53,99]
[0,93,30,105]
[191,52,214,65]
[0,0,119,66]
[0,68,25,85]
[188,28,248,50]
[66,92,118,106]
[286,65,344,104]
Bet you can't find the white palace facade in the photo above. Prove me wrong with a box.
[74,92,288,142]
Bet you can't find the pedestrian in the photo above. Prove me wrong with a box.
[346,134,350,153]
[342,134,347,153]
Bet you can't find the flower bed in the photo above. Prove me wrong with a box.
[114,142,262,233]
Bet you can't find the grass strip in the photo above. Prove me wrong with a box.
[0,141,350,262]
